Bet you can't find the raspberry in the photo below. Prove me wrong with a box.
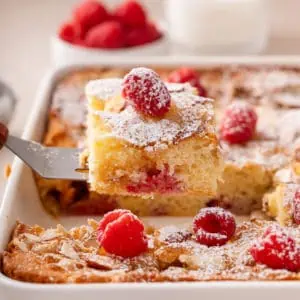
[293,189,300,224]
[125,22,162,47]
[58,22,83,44]
[168,67,198,85]
[167,67,207,97]
[194,83,207,97]
[146,22,162,41]
[122,67,171,117]
[85,21,125,49]
[250,226,300,272]
[193,207,236,246]
[114,0,146,27]
[97,209,148,258]
[220,102,257,144]
[127,166,182,194]
[97,209,129,241]
[73,0,108,31]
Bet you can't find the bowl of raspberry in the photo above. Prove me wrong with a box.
[52,0,167,66]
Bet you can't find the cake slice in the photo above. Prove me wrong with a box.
[214,102,289,213]
[263,151,300,226]
[85,68,223,197]
[218,140,288,213]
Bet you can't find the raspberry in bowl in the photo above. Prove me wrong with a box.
[52,0,167,66]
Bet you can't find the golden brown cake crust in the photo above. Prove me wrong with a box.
[2,220,299,283]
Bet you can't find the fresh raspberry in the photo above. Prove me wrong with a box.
[97,209,129,242]
[114,0,146,27]
[146,22,162,41]
[194,83,207,97]
[85,21,125,49]
[168,67,198,85]
[125,22,162,47]
[220,102,257,144]
[250,225,300,272]
[58,22,83,44]
[193,207,236,246]
[73,39,87,47]
[293,189,300,225]
[73,0,108,31]
[97,209,148,258]
[167,67,207,97]
[127,166,182,194]
[122,67,171,117]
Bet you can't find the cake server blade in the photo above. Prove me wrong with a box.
[0,122,87,181]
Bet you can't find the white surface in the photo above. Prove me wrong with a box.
[1,0,300,204]
[1,57,300,299]
[165,0,268,54]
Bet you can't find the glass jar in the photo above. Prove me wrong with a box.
[165,0,269,55]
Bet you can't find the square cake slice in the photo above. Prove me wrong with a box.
[85,68,223,197]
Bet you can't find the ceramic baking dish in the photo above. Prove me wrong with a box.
[1,56,300,300]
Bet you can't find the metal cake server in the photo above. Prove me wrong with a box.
[0,122,87,181]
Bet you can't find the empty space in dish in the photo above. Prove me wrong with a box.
[1,56,300,300]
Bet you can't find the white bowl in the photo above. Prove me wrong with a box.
[51,33,168,66]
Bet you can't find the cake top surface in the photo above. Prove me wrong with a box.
[222,140,288,169]
[85,78,123,101]
[87,79,215,151]
[236,70,300,97]
[2,219,299,283]
[52,85,87,127]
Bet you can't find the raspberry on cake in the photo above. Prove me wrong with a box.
[250,225,300,272]
[167,67,207,97]
[193,207,236,246]
[97,209,148,257]
[220,102,257,144]
[85,67,223,197]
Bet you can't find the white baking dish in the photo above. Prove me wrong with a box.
[1,56,300,300]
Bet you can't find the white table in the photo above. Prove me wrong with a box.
[1,0,300,202]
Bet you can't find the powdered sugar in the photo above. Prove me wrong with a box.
[272,92,300,108]
[277,110,300,147]
[222,140,288,169]
[239,70,300,97]
[85,78,122,101]
[93,80,214,151]
[52,85,87,127]
[292,188,300,224]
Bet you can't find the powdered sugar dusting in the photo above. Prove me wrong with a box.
[292,188,300,224]
[222,140,288,169]
[277,110,300,147]
[94,81,214,151]
[240,70,300,97]
[165,82,195,94]
[85,79,122,101]
[272,92,300,108]
[52,85,86,127]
